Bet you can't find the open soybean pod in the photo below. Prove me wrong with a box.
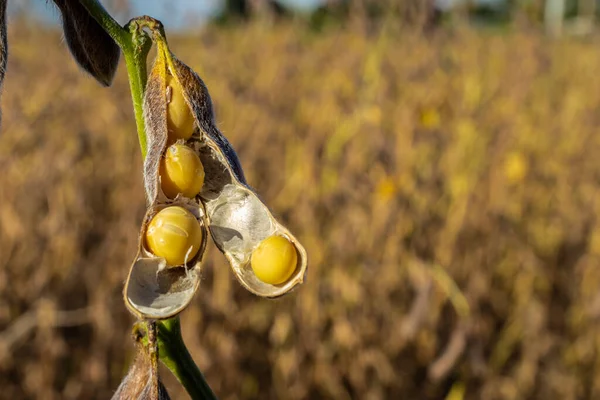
[124,47,208,320]
[125,39,307,320]
[170,51,308,298]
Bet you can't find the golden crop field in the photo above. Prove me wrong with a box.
[1,19,600,400]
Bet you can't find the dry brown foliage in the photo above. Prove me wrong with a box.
[1,21,600,400]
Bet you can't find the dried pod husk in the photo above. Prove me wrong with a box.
[112,345,171,400]
[167,54,307,297]
[124,199,208,320]
[53,0,120,86]
[142,49,169,206]
[124,50,209,320]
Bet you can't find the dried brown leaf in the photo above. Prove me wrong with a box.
[52,0,120,86]
[112,345,171,400]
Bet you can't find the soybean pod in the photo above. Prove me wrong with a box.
[124,39,307,320]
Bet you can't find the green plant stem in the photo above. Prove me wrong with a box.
[157,318,217,400]
[78,1,216,398]
[79,0,149,156]
[78,0,128,48]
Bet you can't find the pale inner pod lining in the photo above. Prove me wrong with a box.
[195,141,275,264]
[207,184,275,264]
[126,258,200,318]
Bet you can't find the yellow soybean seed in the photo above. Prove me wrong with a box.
[166,74,195,141]
[251,235,297,285]
[160,144,205,199]
[145,206,203,266]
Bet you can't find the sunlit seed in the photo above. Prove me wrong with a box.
[166,74,195,141]
[160,144,205,199]
[251,235,297,285]
[145,206,202,266]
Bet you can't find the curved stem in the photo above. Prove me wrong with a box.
[157,318,218,400]
[78,0,129,49]
[134,318,217,400]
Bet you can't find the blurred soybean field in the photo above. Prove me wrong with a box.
[3,3,600,400]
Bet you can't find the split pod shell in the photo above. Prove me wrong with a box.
[124,42,307,320]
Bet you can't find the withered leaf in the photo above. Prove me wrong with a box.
[52,0,120,86]
[112,345,171,400]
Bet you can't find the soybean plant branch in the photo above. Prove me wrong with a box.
[78,1,216,398]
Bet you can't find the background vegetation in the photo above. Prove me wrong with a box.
[2,3,600,399]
